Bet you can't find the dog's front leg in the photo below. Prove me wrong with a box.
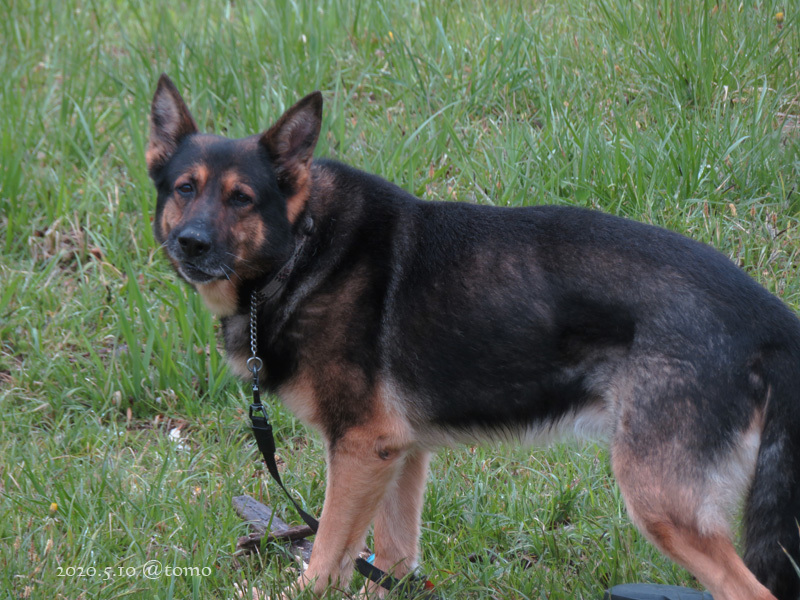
[362,449,431,598]
[293,421,411,597]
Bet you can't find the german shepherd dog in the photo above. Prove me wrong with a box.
[147,74,800,600]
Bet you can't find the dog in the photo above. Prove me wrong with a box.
[146,74,800,600]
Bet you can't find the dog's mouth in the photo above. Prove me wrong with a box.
[164,237,234,285]
[177,261,230,285]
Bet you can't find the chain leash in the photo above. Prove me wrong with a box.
[247,292,264,393]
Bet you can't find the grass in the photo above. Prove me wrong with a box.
[1,0,799,598]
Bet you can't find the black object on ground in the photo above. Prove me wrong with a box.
[604,584,713,600]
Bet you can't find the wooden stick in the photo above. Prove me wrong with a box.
[232,495,314,563]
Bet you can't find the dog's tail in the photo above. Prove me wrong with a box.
[743,349,800,600]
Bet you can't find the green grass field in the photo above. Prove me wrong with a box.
[1,0,799,598]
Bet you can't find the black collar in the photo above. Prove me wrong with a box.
[254,216,313,304]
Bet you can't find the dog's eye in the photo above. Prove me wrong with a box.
[176,183,194,196]
[231,191,253,207]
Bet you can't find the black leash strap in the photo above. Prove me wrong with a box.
[249,389,320,533]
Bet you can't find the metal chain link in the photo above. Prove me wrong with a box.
[246,292,263,382]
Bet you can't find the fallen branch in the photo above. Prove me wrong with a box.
[232,495,314,563]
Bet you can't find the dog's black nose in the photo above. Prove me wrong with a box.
[177,228,211,258]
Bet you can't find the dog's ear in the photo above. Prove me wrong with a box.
[146,74,198,176]
[260,92,323,198]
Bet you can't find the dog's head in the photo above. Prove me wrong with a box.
[146,74,322,316]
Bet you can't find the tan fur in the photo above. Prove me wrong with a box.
[170,164,209,196]
[276,369,320,428]
[286,168,310,224]
[364,449,431,597]
[159,197,183,238]
[612,435,776,600]
[231,215,266,267]
[194,164,209,190]
[196,279,238,317]
[221,171,245,198]
[223,314,251,379]
[145,144,168,173]
[696,412,764,535]
[643,524,773,600]
[292,391,414,595]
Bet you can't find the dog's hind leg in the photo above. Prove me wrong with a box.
[611,420,775,600]
[294,410,413,597]
[361,449,431,597]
